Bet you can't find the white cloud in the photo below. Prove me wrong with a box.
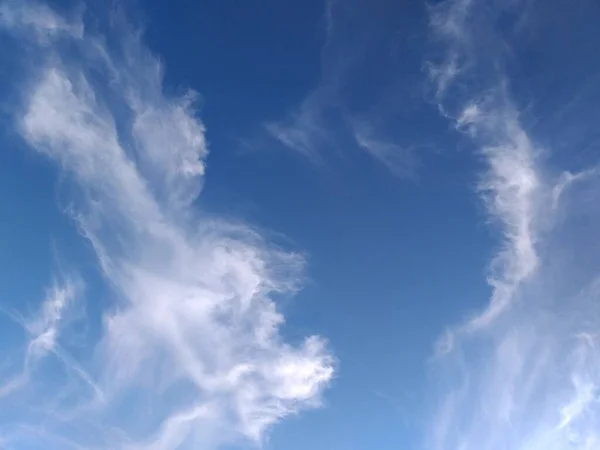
[265,90,330,164]
[26,280,79,361]
[552,168,599,210]
[0,276,90,404]
[426,1,600,449]
[1,2,334,449]
[353,123,417,180]
[427,0,474,98]
[428,4,542,340]
[469,94,540,330]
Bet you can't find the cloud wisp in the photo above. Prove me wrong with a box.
[427,1,600,449]
[265,0,418,179]
[0,2,334,449]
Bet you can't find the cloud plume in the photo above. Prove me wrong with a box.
[0,2,334,449]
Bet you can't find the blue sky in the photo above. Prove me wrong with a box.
[1,0,600,449]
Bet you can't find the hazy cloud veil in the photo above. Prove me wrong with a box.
[0,2,334,449]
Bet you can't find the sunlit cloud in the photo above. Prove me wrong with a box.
[0,2,334,449]
[427,1,600,449]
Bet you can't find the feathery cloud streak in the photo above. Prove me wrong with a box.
[265,0,418,178]
[427,1,600,449]
[0,2,334,449]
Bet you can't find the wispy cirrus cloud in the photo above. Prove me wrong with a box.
[265,0,419,178]
[0,0,82,39]
[352,121,418,180]
[0,2,334,449]
[427,1,600,449]
[25,279,79,361]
